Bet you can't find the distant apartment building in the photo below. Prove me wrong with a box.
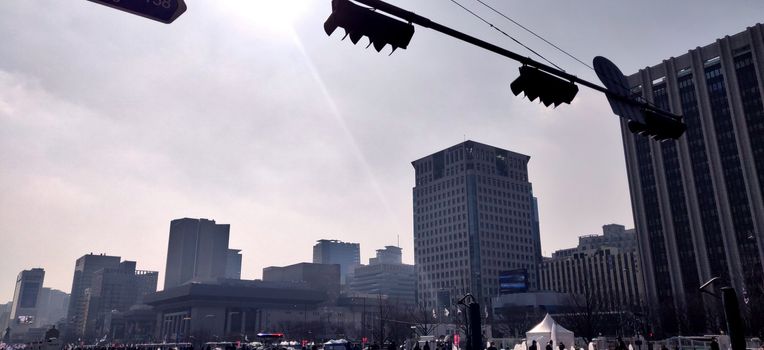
[539,225,645,310]
[164,218,241,289]
[349,246,417,305]
[263,262,341,299]
[66,254,121,340]
[412,140,541,308]
[312,239,360,284]
[620,24,764,333]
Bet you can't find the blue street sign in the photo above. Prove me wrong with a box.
[87,0,187,24]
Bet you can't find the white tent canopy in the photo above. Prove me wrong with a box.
[525,314,575,350]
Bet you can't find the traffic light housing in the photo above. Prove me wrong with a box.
[510,66,579,107]
[627,108,687,141]
[324,0,415,53]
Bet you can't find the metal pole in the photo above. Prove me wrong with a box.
[720,288,745,350]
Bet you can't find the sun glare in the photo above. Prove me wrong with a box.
[224,0,311,29]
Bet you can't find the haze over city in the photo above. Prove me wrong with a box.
[0,0,761,302]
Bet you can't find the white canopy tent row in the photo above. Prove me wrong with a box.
[525,314,575,350]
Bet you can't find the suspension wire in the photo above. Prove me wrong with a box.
[448,0,565,72]
[474,0,595,71]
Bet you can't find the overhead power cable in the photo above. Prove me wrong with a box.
[448,0,565,72]
[474,0,595,71]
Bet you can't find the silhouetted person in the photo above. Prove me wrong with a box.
[660,344,668,350]
[529,341,538,350]
[414,343,421,350]
[558,343,565,350]
[710,338,719,350]
[617,338,626,350]
[488,343,498,350]
[424,342,430,350]
[546,341,553,350]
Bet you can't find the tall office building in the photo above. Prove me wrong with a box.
[412,140,540,308]
[9,269,45,330]
[620,24,764,334]
[312,239,360,284]
[66,254,122,340]
[35,288,69,327]
[164,218,232,289]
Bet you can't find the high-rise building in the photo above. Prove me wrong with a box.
[620,23,764,334]
[539,225,645,310]
[312,239,360,284]
[412,140,540,308]
[9,268,45,331]
[349,246,416,305]
[164,218,231,289]
[66,253,121,340]
[80,261,158,338]
[225,249,242,280]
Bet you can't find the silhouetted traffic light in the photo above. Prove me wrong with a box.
[324,0,415,53]
[627,108,687,141]
[510,66,578,107]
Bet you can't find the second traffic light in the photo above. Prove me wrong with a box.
[324,0,415,53]
[510,66,579,107]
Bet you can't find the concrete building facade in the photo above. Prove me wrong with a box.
[620,24,764,333]
[262,262,341,299]
[66,254,122,341]
[412,140,540,308]
[225,249,242,280]
[312,239,360,284]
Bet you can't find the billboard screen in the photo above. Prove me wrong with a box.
[17,315,35,324]
[499,269,528,294]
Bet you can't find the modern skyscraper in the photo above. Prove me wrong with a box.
[312,239,360,284]
[66,253,122,340]
[9,268,45,330]
[164,218,231,289]
[412,140,541,308]
[620,23,764,334]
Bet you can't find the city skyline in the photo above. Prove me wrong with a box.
[1,1,762,299]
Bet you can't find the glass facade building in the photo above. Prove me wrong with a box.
[620,23,764,334]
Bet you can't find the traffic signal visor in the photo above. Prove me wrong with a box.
[324,0,415,54]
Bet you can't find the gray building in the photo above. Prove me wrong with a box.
[312,239,360,284]
[620,23,764,334]
[539,224,645,311]
[349,246,417,305]
[8,268,45,336]
[262,262,341,299]
[225,249,242,280]
[412,140,541,308]
[66,254,122,341]
[164,218,234,289]
[35,288,69,327]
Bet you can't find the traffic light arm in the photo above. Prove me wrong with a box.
[351,0,681,120]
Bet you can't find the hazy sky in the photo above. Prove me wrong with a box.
[0,0,761,300]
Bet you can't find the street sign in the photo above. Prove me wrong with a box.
[87,0,187,24]
[593,56,643,123]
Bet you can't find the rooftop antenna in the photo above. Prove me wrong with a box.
[397,234,400,247]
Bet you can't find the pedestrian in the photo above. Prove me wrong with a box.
[488,343,498,350]
[424,342,430,350]
[530,340,538,350]
[414,342,421,350]
[660,344,668,350]
[558,343,566,350]
[709,339,719,350]
[546,341,553,350]
[617,338,626,350]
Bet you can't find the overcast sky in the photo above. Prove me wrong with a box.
[0,0,761,299]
